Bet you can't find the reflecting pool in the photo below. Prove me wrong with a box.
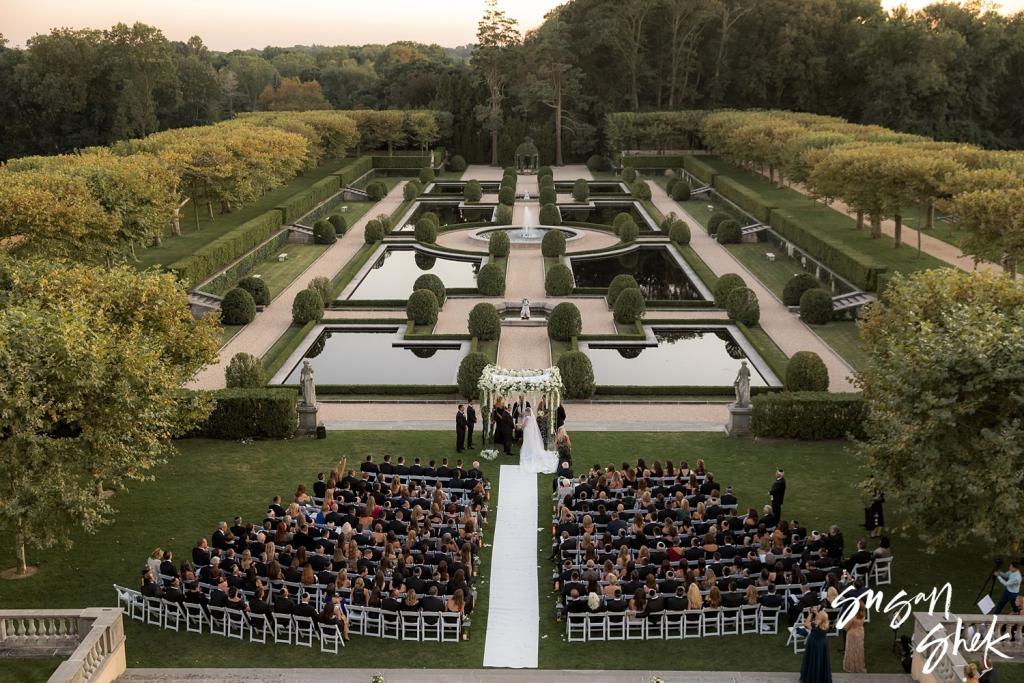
[570,247,704,300]
[348,247,481,300]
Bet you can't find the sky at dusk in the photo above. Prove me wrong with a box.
[2,0,1022,51]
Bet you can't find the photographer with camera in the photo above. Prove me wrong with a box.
[993,560,1022,615]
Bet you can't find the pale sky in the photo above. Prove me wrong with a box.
[1,0,1022,51]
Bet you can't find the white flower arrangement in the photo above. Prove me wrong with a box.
[477,364,565,406]
[370,675,385,683]
[479,449,500,461]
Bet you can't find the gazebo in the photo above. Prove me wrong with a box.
[514,138,540,174]
[478,364,564,440]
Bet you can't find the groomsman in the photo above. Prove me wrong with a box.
[466,400,477,449]
[455,404,467,452]
[769,468,786,521]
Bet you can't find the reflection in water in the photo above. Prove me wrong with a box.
[283,328,467,385]
[585,329,769,387]
[571,247,703,300]
[350,248,481,300]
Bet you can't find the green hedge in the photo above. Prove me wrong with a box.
[289,384,456,395]
[277,174,342,224]
[371,155,431,169]
[198,230,289,296]
[620,155,689,169]
[770,209,886,291]
[199,388,297,439]
[332,157,374,185]
[260,321,316,381]
[168,211,284,287]
[751,391,866,440]
[594,385,779,397]
[713,176,774,223]
[682,156,719,185]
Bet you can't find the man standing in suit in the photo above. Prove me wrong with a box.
[769,468,786,521]
[455,404,467,452]
[511,395,527,443]
[466,400,477,449]
[556,403,567,430]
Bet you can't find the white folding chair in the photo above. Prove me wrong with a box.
[113,585,141,621]
[586,614,608,641]
[872,557,892,585]
[566,613,587,642]
[293,615,317,647]
[381,609,400,639]
[225,608,247,640]
[663,611,685,639]
[441,611,461,642]
[145,597,164,627]
[320,622,344,653]
[702,608,722,637]
[400,611,421,641]
[207,606,228,637]
[645,611,664,639]
[606,612,626,640]
[421,612,442,641]
[721,607,741,635]
[851,561,871,583]
[364,606,384,638]
[162,600,183,631]
[625,614,646,640]
[740,604,760,634]
[759,606,781,635]
[272,612,293,644]
[248,613,269,644]
[787,624,807,653]
[682,609,702,638]
[183,602,206,634]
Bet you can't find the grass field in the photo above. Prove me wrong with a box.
[812,320,869,374]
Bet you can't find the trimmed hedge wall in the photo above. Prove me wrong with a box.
[621,155,689,170]
[751,392,866,440]
[277,174,342,224]
[713,176,774,223]
[370,155,431,169]
[332,157,374,185]
[682,156,719,185]
[169,211,284,287]
[199,230,289,296]
[770,209,885,291]
[199,388,297,440]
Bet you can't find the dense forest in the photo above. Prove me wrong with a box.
[1,0,1023,163]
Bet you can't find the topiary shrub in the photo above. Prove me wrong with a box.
[313,219,336,245]
[364,219,385,243]
[669,220,691,246]
[558,351,595,399]
[498,186,515,206]
[413,273,446,306]
[366,181,387,201]
[225,352,263,388]
[221,287,256,325]
[726,287,760,326]
[717,219,741,244]
[713,273,747,308]
[421,211,439,229]
[406,289,439,325]
[468,302,501,340]
[495,204,513,225]
[586,155,608,173]
[292,288,324,325]
[418,167,435,184]
[449,155,467,172]
[403,180,422,201]
[457,351,489,399]
[621,166,637,183]
[785,351,829,392]
[618,218,639,243]
[783,273,821,307]
[548,302,582,341]
[374,213,392,233]
[666,176,679,193]
[572,178,589,203]
[631,180,651,200]
[539,173,555,188]
[307,277,331,308]
[200,388,296,440]
[538,165,553,179]
[488,231,511,257]
[237,276,270,306]
[539,186,557,206]
[477,263,505,296]
[545,264,575,296]
[799,288,834,324]
[671,182,691,202]
[707,211,730,235]
[612,212,633,236]
[607,274,639,306]
[613,287,646,324]
[414,217,438,244]
[464,180,483,202]
[541,230,566,258]
[328,213,348,235]
[539,203,561,226]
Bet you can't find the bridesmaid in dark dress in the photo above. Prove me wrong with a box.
[800,608,833,683]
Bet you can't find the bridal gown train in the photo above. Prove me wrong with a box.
[518,415,558,474]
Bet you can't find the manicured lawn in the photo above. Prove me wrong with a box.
[812,320,868,374]
[218,324,245,348]
[246,244,329,300]
[3,657,64,682]
[726,242,808,300]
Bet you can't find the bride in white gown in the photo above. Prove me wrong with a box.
[518,407,558,473]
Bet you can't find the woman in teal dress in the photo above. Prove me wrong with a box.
[800,607,832,683]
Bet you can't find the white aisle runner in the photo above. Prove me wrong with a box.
[482,464,539,668]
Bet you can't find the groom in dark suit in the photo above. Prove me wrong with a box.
[455,404,467,452]
[491,403,515,455]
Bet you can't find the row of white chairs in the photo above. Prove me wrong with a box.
[566,604,782,642]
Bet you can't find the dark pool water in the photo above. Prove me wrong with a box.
[560,203,653,228]
[570,247,703,300]
[402,202,495,228]
[283,328,467,385]
[584,329,769,387]
[349,247,481,300]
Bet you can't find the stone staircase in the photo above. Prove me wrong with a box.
[831,291,875,313]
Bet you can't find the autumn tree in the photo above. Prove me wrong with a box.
[256,77,330,112]
[473,0,520,166]
[952,187,1024,276]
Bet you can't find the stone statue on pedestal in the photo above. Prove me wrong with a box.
[727,361,753,437]
[733,361,751,408]
[300,360,317,407]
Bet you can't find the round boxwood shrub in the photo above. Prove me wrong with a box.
[717,219,741,244]
[477,263,505,296]
[328,213,348,235]
[237,275,270,306]
[406,289,439,325]
[612,212,632,236]
[495,204,513,225]
[607,274,639,306]
[714,273,747,308]
[539,203,561,226]
[414,217,437,244]
[541,230,566,257]
[587,155,608,173]
[558,351,595,399]
[618,218,639,243]
[449,155,467,172]
[666,176,679,194]
[489,231,511,257]
[785,351,829,391]
[545,264,574,296]
[783,273,821,307]
[468,302,501,340]
[403,180,422,201]
[225,352,263,388]
[413,273,446,306]
[364,219,385,243]
[669,220,691,246]
[726,287,760,327]
[538,165,553,179]
[671,182,691,202]
[313,219,336,245]
[631,180,651,200]
[457,351,489,399]
[799,288,834,324]
[498,186,515,206]
[707,211,730,235]
[572,178,589,203]
[292,288,324,325]
[540,173,555,188]
[464,180,483,202]
[421,211,439,229]
[221,287,256,325]
[366,181,387,201]
[418,167,435,184]
[613,287,646,324]
[307,277,331,308]
[415,252,436,270]
[539,186,557,206]
[621,166,637,183]
[548,302,582,341]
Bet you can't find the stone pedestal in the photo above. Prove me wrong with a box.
[726,402,753,437]
[297,403,319,435]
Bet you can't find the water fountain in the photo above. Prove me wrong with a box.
[521,206,536,240]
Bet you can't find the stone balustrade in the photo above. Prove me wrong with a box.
[912,612,1024,683]
[0,608,126,683]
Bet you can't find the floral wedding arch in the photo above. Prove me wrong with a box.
[478,364,564,436]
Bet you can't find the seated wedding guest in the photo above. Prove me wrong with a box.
[402,589,421,612]
[178,560,196,585]
[146,548,163,578]
[295,484,311,505]
[212,521,230,551]
[273,586,295,614]
[687,582,703,610]
[163,578,184,604]
[192,538,212,567]
[184,581,209,611]
[722,581,744,608]
[159,550,178,579]
[209,578,230,607]
[360,455,378,474]
[141,568,163,598]
[555,427,572,464]
[294,593,318,620]
[225,586,246,612]
[874,536,891,558]
[666,586,688,611]
[248,587,272,616]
